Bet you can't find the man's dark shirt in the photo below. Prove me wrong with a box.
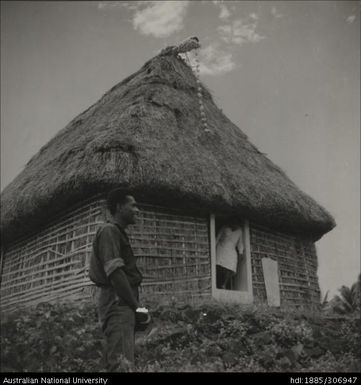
[89,221,142,311]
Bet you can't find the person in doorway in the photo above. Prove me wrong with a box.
[216,218,244,290]
[89,189,145,372]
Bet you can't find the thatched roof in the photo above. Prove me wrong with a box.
[1,53,335,244]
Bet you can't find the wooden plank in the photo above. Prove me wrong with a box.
[209,213,217,299]
[262,257,281,307]
[244,220,254,300]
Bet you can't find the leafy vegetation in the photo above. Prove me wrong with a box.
[326,275,361,315]
[1,300,360,372]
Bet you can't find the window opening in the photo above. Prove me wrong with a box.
[215,216,247,291]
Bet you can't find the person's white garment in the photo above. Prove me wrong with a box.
[216,226,244,273]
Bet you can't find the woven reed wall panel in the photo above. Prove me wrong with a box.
[128,205,211,303]
[1,199,211,312]
[250,224,320,307]
[0,200,105,312]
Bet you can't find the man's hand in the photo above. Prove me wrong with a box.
[136,307,148,313]
[135,307,152,331]
[109,268,139,311]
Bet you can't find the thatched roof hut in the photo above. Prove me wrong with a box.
[0,48,336,311]
[1,53,335,245]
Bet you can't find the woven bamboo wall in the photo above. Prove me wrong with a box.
[0,198,211,312]
[131,207,211,304]
[250,224,320,307]
[0,200,105,312]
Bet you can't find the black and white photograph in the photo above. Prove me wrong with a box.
[1,0,360,375]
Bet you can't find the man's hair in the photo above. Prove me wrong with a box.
[106,189,131,215]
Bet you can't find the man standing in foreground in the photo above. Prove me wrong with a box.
[89,189,143,371]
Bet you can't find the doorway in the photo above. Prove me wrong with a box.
[210,214,253,304]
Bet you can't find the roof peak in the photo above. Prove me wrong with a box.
[158,36,201,57]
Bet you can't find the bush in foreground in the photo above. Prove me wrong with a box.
[1,300,360,372]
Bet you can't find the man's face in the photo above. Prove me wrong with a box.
[117,195,139,225]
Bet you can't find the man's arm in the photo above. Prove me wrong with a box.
[109,268,139,311]
[236,228,244,255]
[97,225,140,311]
[216,226,226,244]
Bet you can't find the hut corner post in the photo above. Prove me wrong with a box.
[244,219,254,301]
[210,213,217,299]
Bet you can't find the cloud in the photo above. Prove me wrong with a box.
[133,1,189,38]
[183,44,236,76]
[249,13,259,21]
[97,2,115,10]
[218,17,265,46]
[97,1,141,10]
[212,0,231,20]
[219,4,231,20]
[346,15,356,24]
[271,6,283,18]
[98,1,189,38]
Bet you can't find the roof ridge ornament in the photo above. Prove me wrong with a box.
[159,37,211,134]
[159,36,200,56]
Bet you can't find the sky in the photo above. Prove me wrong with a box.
[1,1,360,298]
